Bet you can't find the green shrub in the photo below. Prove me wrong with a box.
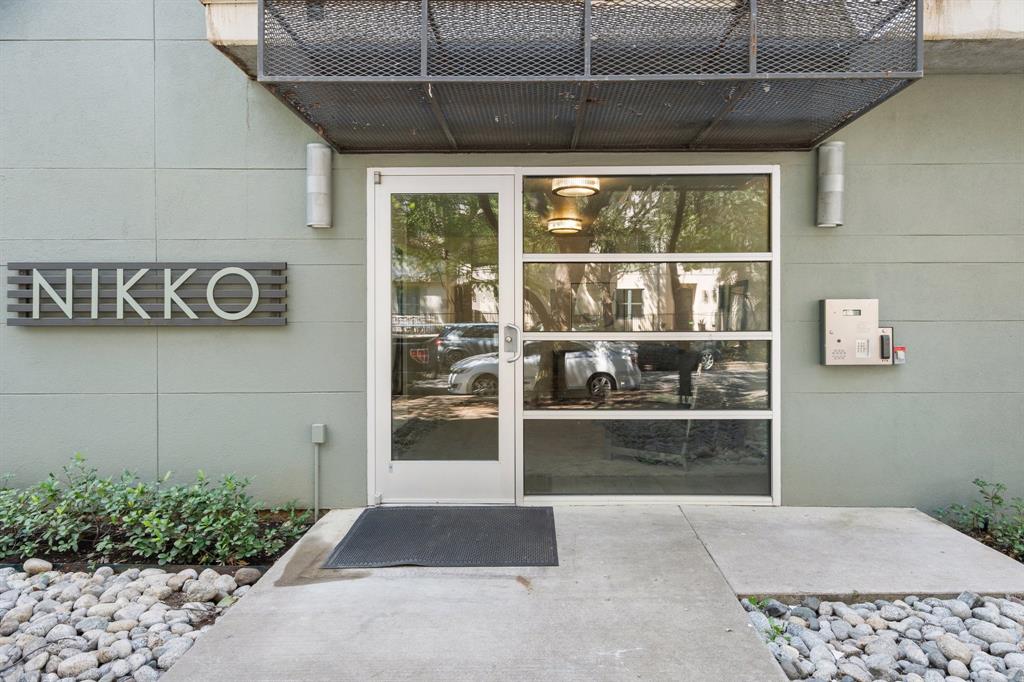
[937,478,1024,562]
[0,454,311,565]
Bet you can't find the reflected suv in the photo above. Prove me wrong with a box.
[433,323,499,369]
[448,341,641,397]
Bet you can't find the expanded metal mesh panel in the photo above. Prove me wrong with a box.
[755,0,917,74]
[269,82,452,150]
[427,0,585,76]
[259,0,921,151]
[574,80,739,149]
[590,0,750,76]
[696,78,912,147]
[436,82,581,149]
[263,0,422,78]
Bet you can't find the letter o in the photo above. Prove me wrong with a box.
[207,267,260,320]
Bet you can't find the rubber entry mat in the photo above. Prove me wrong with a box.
[322,506,558,568]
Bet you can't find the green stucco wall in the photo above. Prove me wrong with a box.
[1,1,1021,509]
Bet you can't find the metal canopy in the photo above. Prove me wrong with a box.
[258,0,922,152]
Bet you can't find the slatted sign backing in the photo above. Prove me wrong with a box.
[6,262,288,326]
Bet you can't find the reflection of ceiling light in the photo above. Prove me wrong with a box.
[547,218,583,234]
[552,177,600,197]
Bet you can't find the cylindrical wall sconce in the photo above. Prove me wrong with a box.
[306,143,332,229]
[816,141,845,228]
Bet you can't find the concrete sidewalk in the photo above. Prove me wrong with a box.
[165,506,786,682]
[684,505,1024,598]
[165,505,1024,681]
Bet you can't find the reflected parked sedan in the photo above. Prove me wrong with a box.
[447,341,641,398]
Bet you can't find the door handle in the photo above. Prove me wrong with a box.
[503,323,522,363]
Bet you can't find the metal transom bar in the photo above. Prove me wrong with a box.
[259,0,921,152]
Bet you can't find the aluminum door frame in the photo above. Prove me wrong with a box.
[367,165,781,507]
[368,171,517,504]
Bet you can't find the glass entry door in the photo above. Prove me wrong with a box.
[373,173,516,503]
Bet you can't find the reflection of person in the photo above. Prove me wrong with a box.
[676,346,703,409]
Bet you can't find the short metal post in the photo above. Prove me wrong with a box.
[310,424,327,522]
[313,443,320,523]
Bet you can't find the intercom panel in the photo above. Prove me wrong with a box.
[820,299,894,366]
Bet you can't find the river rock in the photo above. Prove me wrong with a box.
[23,560,53,577]
[56,651,98,677]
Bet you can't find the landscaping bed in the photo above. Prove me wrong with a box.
[0,456,311,567]
[0,559,264,681]
[745,592,1024,682]
[0,457,314,680]
[937,480,1024,566]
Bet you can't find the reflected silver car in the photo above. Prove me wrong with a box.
[447,341,641,397]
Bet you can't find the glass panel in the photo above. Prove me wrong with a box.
[391,193,500,461]
[524,175,769,254]
[524,340,769,410]
[524,420,771,495]
[524,261,769,332]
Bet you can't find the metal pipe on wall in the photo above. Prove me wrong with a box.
[816,141,845,228]
[306,143,332,229]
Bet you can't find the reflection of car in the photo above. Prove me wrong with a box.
[636,342,723,372]
[391,326,443,391]
[434,323,499,369]
[447,341,641,398]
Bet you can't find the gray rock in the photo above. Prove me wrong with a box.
[56,652,98,677]
[97,639,132,663]
[74,617,110,634]
[801,596,821,612]
[24,615,60,637]
[989,642,1019,656]
[183,582,219,603]
[44,624,77,642]
[976,671,1010,682]
[107,658,131,677]
[85,604,119,620]
[901,639,930,666]
[867,638,900,658]
[923,670,945,682]
[971,622,1017,645]
[23,560,53,577]
[763,599,789,618]
[832,619,852,641]
[835,604,867,627]
[132,665,160,682]
[881,605,909,621]
[838,662,873,682]
[25,651,50,671]
[948,658,970,678]
[941,616,966,634]
[748,610,771,639]
[1005,652,1024,668]
[1000,601,1024,626]
[938,634,974,664]
[864,653,897,679]
[197,569,220,584]
[809,643,835,664]
[813,660,837,679]
[946,600,974,620]
[156,637,191,669]
[113,604,147,623]
[958,592,983,609]
[975,607,1005,625]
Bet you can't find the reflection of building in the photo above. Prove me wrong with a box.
[527,264,767,332]
[392,266,499,329]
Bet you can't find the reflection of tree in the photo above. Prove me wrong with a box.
[392,194,499,322]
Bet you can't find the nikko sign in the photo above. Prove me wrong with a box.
[6,263,287,326]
